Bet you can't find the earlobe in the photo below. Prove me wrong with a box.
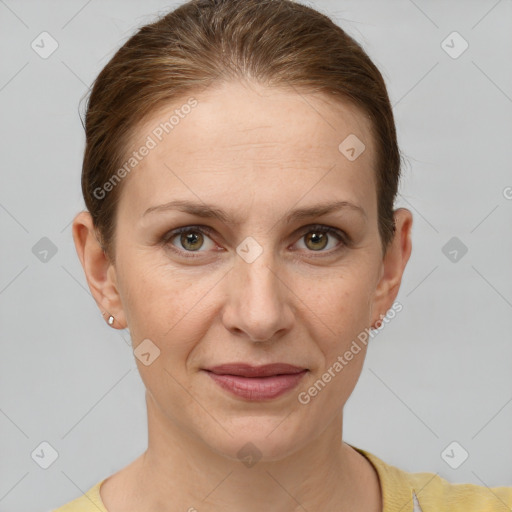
[71,211,127,329]
[369,208,413,328]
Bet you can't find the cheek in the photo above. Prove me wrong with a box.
[302,270,374,338]
[299,270,374,394]
[302,284,370,408]
[119,264,215,396]
[118,257,216,346]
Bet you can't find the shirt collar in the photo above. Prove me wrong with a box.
[349,444,424,512]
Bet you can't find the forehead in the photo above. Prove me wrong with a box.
[119,80,377,221]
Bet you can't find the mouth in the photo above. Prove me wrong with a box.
[205,362,307,377]
[202,363,308,400]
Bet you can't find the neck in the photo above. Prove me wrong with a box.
[118,394,381,512]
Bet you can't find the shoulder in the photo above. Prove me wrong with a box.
[51,479,107,512]
[351,445,512,512]
[404,469,512,512]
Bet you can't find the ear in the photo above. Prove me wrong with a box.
[71,211,127,329]
[369,208,413,328]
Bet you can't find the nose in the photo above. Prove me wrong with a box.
[221,249,294,342]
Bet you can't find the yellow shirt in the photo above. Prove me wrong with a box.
[52,445,512,511]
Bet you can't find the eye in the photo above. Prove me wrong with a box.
[163,225,216,257]
[161,224,348,259]
[293,224,347,254]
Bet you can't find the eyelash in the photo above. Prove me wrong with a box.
[161,224,349,259]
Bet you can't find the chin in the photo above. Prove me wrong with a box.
[201,417,310,464]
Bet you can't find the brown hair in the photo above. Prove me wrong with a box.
[81,0,402,263]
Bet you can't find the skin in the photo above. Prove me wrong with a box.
[73,79,412,512]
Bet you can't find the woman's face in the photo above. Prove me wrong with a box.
[86,80,411,461]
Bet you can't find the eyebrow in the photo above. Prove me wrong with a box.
[143,199,367,225]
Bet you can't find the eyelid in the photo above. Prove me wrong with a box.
[295,224,347,241]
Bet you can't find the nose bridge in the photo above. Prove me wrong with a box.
[225,235,291,340]
[234,235,280,301]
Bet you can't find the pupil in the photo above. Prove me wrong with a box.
[183,232,202,250]
[308,232,326,250]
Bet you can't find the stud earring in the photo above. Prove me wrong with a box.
[107,315,115,326]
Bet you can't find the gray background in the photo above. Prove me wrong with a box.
[1,0,511,510]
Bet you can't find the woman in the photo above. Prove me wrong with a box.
[55,0,511,510]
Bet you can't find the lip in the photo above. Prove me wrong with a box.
[206,363,307,377]
[203,363,308,401]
